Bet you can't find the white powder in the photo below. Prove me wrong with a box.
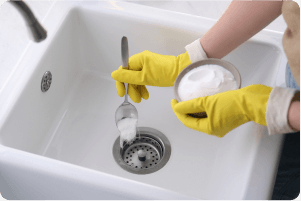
[117,117,138,148]
[178,64,238,101]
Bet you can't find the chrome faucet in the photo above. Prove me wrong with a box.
[9,0,47,42]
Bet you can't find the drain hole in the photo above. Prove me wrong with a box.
[113,128,171,175]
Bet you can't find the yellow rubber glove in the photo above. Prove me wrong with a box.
[171,84,273,138]
[111,50,191,103]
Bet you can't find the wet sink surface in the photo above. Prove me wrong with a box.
[0,1,285,199]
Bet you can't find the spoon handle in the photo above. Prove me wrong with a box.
[121,36,129,103]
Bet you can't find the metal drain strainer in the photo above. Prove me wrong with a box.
[113,127,171,174]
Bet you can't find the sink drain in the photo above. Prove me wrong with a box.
[113,127,171,174]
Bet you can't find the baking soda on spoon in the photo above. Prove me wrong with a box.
[117,117,138,148]
[178,64,238,101]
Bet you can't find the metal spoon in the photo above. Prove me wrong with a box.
[115,36,138,132]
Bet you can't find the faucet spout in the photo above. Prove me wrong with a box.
[9,0,47,42]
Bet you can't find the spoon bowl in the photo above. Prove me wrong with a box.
[115,101,138,125]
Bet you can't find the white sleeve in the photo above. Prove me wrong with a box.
[266,86,299,135]
[185,39,208,63]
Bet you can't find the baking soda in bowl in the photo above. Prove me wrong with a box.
[117,117,138,148]
[178,64,238,101]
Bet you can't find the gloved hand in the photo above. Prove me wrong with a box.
[171,84,273,138]
[111,39,208,103]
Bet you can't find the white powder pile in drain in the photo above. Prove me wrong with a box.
[178,64,238,101]
[117,117,138,148]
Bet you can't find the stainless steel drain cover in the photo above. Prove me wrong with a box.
[113,127,171,174]
[41,71,52,92]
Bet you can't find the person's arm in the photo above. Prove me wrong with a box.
[200,1,283,59]
[288,92,300,131]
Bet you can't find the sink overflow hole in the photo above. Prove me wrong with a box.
[41,71,52,92]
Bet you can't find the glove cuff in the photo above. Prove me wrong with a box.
[185,39,208,63]
[266,86,299,135]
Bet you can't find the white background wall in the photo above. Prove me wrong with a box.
[0,1,286,92]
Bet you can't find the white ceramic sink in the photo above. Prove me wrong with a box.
[0,1,287,199]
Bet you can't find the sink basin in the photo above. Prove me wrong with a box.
[0,1,287,199]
